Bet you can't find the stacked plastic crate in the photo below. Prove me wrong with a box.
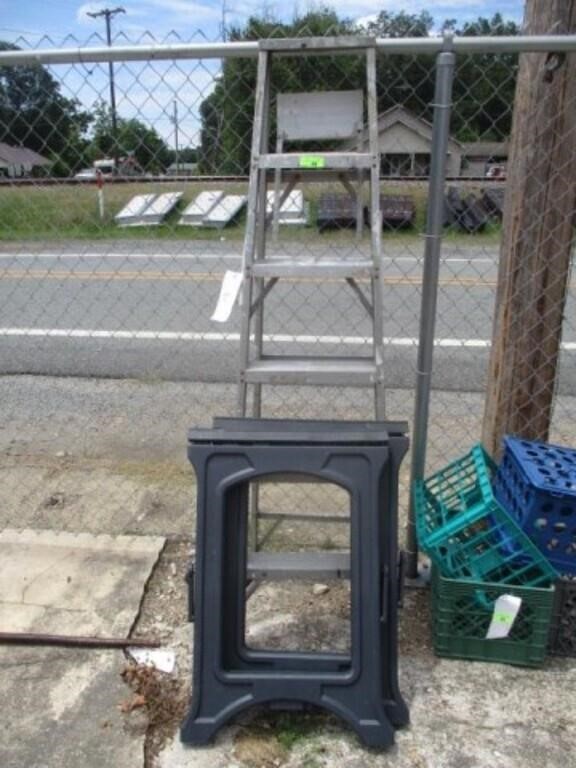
[494,437,576,658]
[414,444,559,667]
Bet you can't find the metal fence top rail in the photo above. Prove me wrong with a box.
[1,34,576,66]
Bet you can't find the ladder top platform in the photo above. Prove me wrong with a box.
[259,36,377,53]
[189,417,408,446]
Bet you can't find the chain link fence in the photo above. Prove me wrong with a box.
[0,22,575,559]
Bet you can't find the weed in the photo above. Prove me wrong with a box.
[273,712,324,751]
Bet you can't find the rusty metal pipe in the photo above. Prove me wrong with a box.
[0,631,160,649]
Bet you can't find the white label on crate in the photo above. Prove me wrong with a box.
[486,594,522,639]
[211,270,243,323]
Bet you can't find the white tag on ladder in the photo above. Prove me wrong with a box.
[211,270,243,323]
[486,594,522,639]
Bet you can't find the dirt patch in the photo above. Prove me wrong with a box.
[123,538,192,766]
[399,587,433,656]
[233,728,288,768]
[121,663,188,759]
[233,712,334,768]
[132,538,191,642]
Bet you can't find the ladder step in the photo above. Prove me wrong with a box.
[247,551,350,580]
[243,357,378,386]
[251,258,374,279]
[259,511,349,524]
[258,152,374,171]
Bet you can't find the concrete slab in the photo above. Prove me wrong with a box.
[179,191,225,226]
[202,195,247,228]
[0,529,164,635]
[126,192,183,227]
[0,529,165,768]
[115,194,157,226]
[266,190,307,225]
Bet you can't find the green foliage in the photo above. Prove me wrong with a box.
[167,146,198,164]
[273,712,322,751]
[364,10,434,37]
[198,10,519,173]
[363,11,436,126]
[199,9,359,174]
[449,14,519,140]
[89,102,171,172]
[0,41,92,176]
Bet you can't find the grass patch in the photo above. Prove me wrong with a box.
[233,711,328,767]
[274,713,322,751]
[113,459,193,489]
[0,178,501,245]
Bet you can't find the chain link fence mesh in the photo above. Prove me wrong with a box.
[0,23,574,554]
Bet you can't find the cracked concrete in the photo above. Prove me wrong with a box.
[0,529,165,768]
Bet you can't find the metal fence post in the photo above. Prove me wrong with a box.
[406,46,456,582]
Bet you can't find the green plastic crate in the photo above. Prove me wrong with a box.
[432,567,554,667]
[549,577,576,657]
[414,445,558,589]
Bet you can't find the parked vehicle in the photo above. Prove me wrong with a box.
[73,167,99,180]
[73,156,143,180]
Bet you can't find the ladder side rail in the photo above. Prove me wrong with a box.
[271,134,284,243]
[253,47,272,414]
[238,49,270,416]
[366,45,386,418]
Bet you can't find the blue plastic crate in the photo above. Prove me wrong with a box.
[494,436,576,576]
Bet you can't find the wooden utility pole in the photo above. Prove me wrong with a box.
[482,0,576,457]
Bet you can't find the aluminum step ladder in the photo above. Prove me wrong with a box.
[237,36,386,557]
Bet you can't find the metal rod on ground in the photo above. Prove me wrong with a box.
[0,631,160,649]
[406,45,456,582]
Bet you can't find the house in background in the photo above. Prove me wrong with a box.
[460,140,509,177]
[349,105,508,178]
[166,162,198,176]
[0,142,51,178]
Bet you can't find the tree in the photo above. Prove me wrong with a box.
[199,9,360,174]
[448,14,519,141]
[197,10,520,174]
[89,103,171,172]
[363,12,436,125]
[166,146,198,166]
[0,41,92,175]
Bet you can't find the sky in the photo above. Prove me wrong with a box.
[1,0,525,43]
[0,0,525,150]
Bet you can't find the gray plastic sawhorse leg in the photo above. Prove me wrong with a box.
[181,419,409,749]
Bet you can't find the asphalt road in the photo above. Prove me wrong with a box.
[0,239,574,393]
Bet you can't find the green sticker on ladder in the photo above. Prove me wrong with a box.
[299,155,326,169]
